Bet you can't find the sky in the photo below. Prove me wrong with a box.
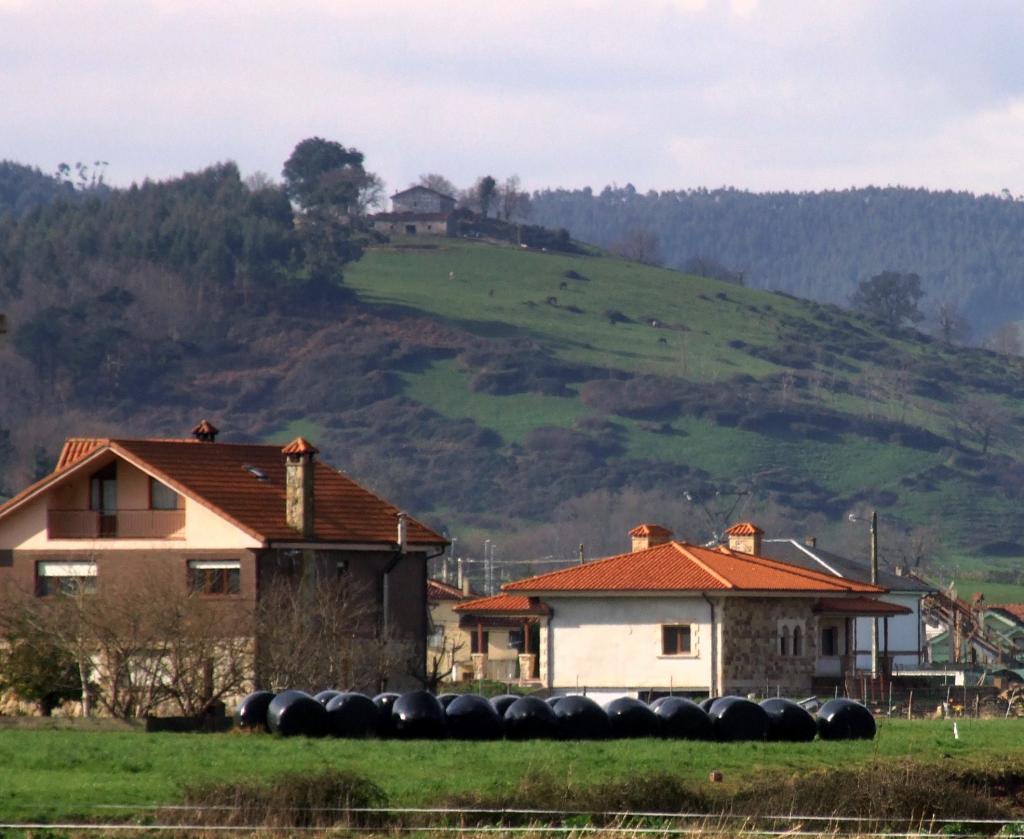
[2,0,1023,197]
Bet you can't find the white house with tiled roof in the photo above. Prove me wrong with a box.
[496,522,906,701]
[0,421,447,695]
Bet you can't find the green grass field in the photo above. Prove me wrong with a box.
[340,238,1024,575]
[0,719,1019,823]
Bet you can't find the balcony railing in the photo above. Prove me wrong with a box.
[47,509,186,539]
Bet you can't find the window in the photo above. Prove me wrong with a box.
[188,560,240,595]
[90,464,117,512]
[779,626,791,656]
[470,630,489,654]
[150,478,180,510]
[90,463,117,537]
[37,561,97,596]
[777,619,805,657]
[821,626,838,657]
[662,625,692,655]
[508,629,524,652]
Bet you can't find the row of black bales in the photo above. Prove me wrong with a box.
[237,690,874,741]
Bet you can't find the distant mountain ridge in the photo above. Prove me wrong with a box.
[529,185,1024,335]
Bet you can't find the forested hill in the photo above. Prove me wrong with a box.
[6,158,1024,599]
[528,186,1024,335]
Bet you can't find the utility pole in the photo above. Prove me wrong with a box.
[870,510,879,680]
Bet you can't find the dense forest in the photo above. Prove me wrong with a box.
[529,186,1024,336]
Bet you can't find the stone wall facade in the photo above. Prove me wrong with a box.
[719,597,818,697]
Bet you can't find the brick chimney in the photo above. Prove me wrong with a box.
[725,522,764,555]
[282,437,318,538]
[192,419,219,443]
[629,523,673,552]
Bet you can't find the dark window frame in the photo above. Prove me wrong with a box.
[149,478,181,511]
[187,561,241,596]
[661,624,692,656]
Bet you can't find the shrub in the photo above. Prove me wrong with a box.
[179,769,388,829]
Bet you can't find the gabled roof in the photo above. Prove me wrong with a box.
[0,436,446,547]
[455,592,550,615]
[761,539,933,593]
[391,185,455,201]
[992,604,1024,624]
[503,540,885,595]
[428,578,469,602]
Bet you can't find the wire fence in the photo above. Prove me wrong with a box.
[0,804,1020,837]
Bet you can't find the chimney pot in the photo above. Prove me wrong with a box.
[629,523,673,552]
[462,576,472,596]
[725,522,764,555]
[192,419,219,443]
[805,536,817,548]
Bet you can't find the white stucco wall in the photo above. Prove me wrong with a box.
[853,592,923,669]
[544,595,713,693]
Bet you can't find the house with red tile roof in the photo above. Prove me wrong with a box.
[756,529,934,674]
[453,591,549,684]
[494,523,903,700]
[0,421,447,699]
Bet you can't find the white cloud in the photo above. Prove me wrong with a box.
[1,2,1022,194]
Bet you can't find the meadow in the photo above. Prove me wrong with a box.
[342,237,1024,595]
[0,718,1020,824]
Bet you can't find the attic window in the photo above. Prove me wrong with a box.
[242,464,268,481]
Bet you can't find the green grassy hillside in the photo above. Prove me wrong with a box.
[337,236,1024,594]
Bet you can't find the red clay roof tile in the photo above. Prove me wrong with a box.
[428,579,468,602]
[992,604,1024,623]
[726,521,764,536]
[629,523,673,537]
[0,437,445,547]
[455,592,549,615]
[281,437,319,455]
[503,540,884,595]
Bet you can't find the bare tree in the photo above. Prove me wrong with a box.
[417,173,457,198]
[986,323,1022,356]
[424,628,466,692]
[612,229,662,266]
[499,175,530,221]
[933,301,972,345]
[254,573,405,694]
[0,567,254,719]
[949,394,1017,455]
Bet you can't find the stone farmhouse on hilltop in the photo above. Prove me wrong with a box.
[370,186,456,237]
[0,421,447,702]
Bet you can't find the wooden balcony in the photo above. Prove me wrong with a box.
[47,509,185,539]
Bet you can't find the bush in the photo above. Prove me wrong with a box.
[179,769,388,829]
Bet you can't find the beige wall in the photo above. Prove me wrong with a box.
[0,459,262,551]
[427,601,520,681]
[544,595,713,693]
